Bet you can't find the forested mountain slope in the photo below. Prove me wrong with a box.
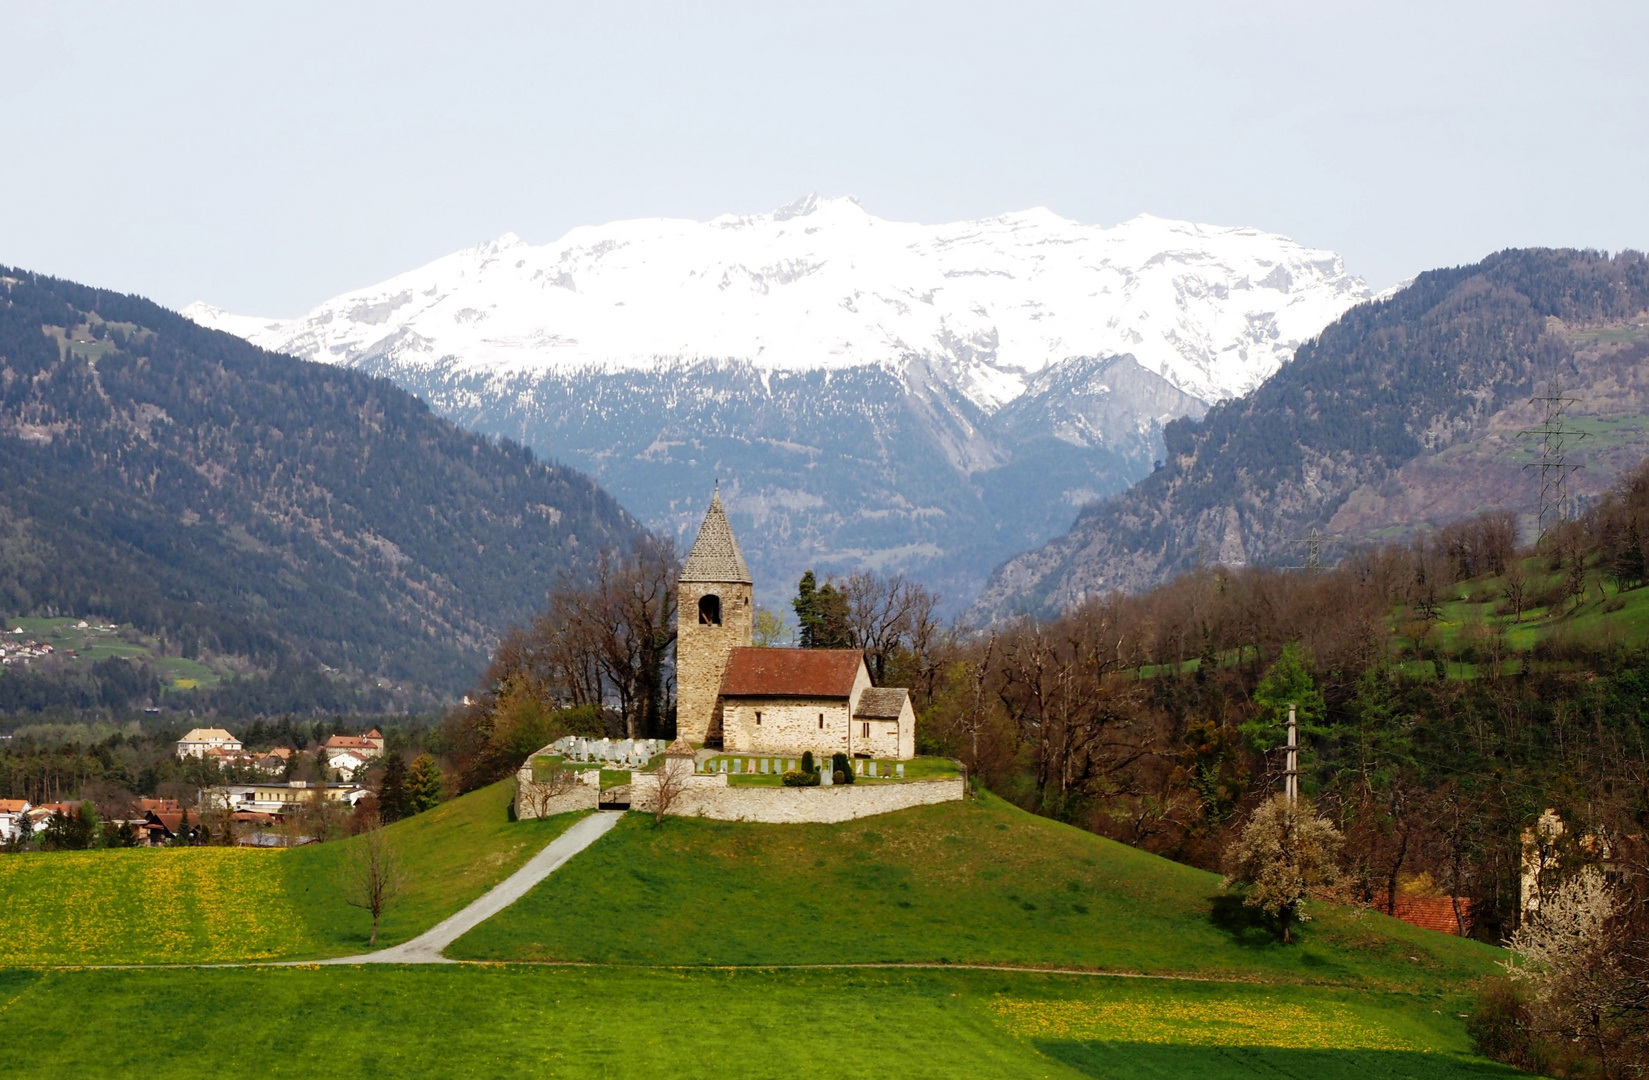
[0,268,642,704]
[976,248,1649,616]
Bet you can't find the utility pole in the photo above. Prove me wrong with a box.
[1284,703,1298,806]
[1289,532,1335,572]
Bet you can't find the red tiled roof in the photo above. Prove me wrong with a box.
[1371,894,1472,936]
[325,736,377,750]
[719,648,863,699]
[0,799,27,813]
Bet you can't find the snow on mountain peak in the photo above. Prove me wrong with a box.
[185,197,1369,410]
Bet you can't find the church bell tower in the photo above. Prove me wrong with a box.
[676,485,753,746]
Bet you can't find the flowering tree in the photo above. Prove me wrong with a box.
[1223,793,1342,943]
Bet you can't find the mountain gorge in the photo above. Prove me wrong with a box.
[975,248,1649,617]
[0,268,642,706]
[187,196,1369,604]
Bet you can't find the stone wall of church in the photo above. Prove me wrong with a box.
[675,580,753,743]
[629,770,965,823]
[722,698,851,756]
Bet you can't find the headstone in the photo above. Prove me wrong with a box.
[820,767,833,786]
[855,760,864,776]
[896,763,905,778]
[869,762,879,778]
[760,759,769,774]
[719,759,728,773]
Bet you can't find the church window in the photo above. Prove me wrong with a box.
[698,594,722,625]
[818,713,824,729]
[862,722,870,739]
[755,711,762,725]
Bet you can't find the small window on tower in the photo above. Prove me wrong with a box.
[755,711,762,725]
[698,594,722,625]
[818,713,824,729]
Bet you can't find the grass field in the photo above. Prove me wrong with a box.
[0,781,580,964]
[449,791,1499,991]
[2,615,222,688]
[0,965,1518,1080]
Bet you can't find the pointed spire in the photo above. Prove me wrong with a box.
[681,486,752,584]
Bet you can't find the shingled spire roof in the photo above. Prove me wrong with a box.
[681,485,753,584]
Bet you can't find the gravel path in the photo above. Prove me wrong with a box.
[319,810,623,964]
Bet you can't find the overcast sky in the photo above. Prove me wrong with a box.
[3,1,1646,315]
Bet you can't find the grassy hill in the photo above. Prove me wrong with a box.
[450,791,1498,991]
[0,780,580,964]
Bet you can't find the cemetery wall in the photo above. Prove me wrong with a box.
[514,766,601,820]
[629,771,965,824]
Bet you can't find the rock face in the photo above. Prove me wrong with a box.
[973,249,1649,618]
[185,196,1367,605]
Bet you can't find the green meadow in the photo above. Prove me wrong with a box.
[0,966,1519,1080]
[0,781,580,964]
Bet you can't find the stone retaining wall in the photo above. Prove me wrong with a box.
[514,766,601,820]
[629,771,964,824]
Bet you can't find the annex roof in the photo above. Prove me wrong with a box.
[324,735,377,750]
[719,648,863,699]
[853,687,909,720]
[680,487,752,584]
[0,799,28,813]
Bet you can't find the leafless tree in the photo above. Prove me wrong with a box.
[340,818,405,947]
[650,753,690,826]
[520,764,578,820]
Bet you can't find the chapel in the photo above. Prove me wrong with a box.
[676,487,916,759]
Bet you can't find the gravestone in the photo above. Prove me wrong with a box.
[820,767,833,786]
[855,760,864,776]
[869,762,879,778]
[719,759,728,773]
[896,763,905,778]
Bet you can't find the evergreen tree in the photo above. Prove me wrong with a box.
[1242,643,1326,753]
[793,571,851,648]
[406,754,445,814]
[377,753,411,823]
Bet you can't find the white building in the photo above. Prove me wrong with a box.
[176,727,242,760]
[0,798,30,843]
[199,781,370,816]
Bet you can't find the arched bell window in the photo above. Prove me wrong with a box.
[698,594,722,626]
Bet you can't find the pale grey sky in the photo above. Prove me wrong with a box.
[2,1,1645,314]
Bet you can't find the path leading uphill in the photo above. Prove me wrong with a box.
[320,810,623,965]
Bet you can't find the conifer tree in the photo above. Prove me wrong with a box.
[377,753,411,823]
[406,754,445,814]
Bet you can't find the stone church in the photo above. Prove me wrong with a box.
[676,488,916,760]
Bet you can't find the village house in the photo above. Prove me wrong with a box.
[676,488,916,760]
[0,798,29,843]
[200,781,370,817]
[322,730,384,777]
[175,727,242,760]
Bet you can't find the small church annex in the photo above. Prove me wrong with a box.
[675,489,917,760]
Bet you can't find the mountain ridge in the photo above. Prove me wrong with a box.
[185,197,1369,605]
[973,247,1649,618]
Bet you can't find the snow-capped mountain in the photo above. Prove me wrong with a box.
[186,195,1369,607]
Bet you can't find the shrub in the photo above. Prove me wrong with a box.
[1467,977,1535,1072]
[832,752,854,785]
[801,750,815,775]
[781,770,819,787]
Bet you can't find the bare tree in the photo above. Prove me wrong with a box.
[1223,794,1343,943]
[650,744,693,826]
[520,764,578,820]
[341,820,405,946]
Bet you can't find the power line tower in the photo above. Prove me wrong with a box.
[1519,378,1588,544]
[1289,531,1335,572]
